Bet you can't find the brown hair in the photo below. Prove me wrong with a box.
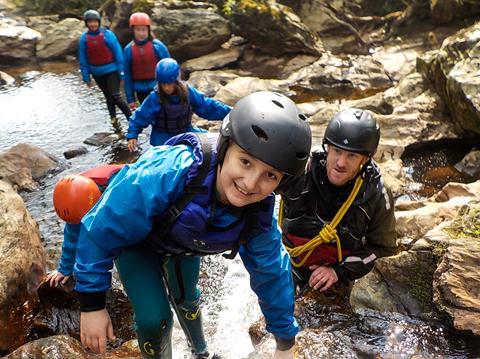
[157,80,189,104]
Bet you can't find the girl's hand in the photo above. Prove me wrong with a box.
[128,138,138,152]
[45,271,70,287]
[129,102,137,110]
[81,309,115,354]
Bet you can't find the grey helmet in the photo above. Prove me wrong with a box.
[218,91,311,177]
[83,9,101,26]
[323,108,380,157]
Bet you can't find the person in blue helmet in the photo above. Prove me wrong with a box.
[74,91,312,359]
[126,58,231,151]
[79,9,132,123]
[123,12,170,110]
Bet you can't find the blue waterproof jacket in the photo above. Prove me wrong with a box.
[123,39,170,104]
[79,28,124,83]
[74,140,298,341]
[126,84,231,146]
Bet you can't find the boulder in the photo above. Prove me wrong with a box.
[0,144,59,191]
[454,149,480,179]
[417,22,480,135]
[0,180,45,354]
[35,18,84,60]
[430,0,480,25]
[225,0,322,56]
[182,46,243,73]
[214,76,288,106]
[4,335,88,358]
[0,25,41,61]
[187,70,239,97]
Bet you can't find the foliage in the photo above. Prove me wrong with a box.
[11,0,104,17]
[132,0,155,15]
[221,0,272,17]
[444,204,480,239]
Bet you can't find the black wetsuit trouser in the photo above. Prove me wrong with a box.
[136,91,150,105]
[93,71,131,120]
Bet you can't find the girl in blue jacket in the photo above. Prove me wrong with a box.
[123,12,170,110]
[79,10,131,123]
[126,58,231,151]
[74,91,312,359]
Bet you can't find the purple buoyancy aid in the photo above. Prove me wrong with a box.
[154,96,193,134]
[146,132,275,256]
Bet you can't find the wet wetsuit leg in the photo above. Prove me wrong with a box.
[93,73,117,118]
[136,91,150,105]
[105,71,132,120]
[162,256,208,355]
[116,245,173,359]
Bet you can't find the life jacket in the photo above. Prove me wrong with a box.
[131,40,157,81]
[146,132,275,257]
[86,30,114,66]
[80,164,124,192]
[153,93,193,134]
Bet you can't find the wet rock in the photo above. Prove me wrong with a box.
[35,18,84,60]
[0,70,15,85]
[214,76,288,106]
[25,15,59,34]
[433,180,480,202]
[287,53,393,102]
[454,149,480,178]
[187,70,239,97]
[0,25,41,61]
[377,159,406,196]
[238,46,319,79]
[63,146,88,160]
[182,46,243,73]
[433,204,480,335]
[226,0,322,57]
[417,22,480,135]
[0,180,45,354]
[350,250,438,317]
[4,335,89,358]
[0,143,59,191]
[83,132,120,147]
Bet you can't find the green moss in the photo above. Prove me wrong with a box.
[443,204,480,239]
[132,0,155,15]
[222,0,280,18]
[407,264,433,309]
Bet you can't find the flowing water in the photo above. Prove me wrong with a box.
[0,63,479,358]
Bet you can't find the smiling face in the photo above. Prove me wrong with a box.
[325,145,369,186]
[133,25,149,41]
[216,142,283,207]
[87,19,100,32]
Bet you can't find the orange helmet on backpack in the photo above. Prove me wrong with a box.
[129,12,151,27]
[53,175,101,224]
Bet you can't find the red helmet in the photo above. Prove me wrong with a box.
[129,12,151,27]
[53,175,101,224]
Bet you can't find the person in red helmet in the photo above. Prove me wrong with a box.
[46,165,123,287]
[123,12,170,110]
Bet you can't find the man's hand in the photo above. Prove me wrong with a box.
[80,309,115,354]
[127,138,138,152]
[308,265,338,292]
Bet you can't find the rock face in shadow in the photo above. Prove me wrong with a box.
[418,22,480,136]
[0,180,45,354]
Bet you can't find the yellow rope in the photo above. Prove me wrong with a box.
[282,174,364,267]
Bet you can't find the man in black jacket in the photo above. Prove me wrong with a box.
[281,108,397,293]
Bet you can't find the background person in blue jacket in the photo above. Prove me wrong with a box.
[79,9,132,124]
[123,12,170,110]
[74,92,312,359]
[126,58,231,152]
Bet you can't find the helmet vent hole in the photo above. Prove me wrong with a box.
[271,100,284,109]
[251,125,269,142]
[298,114,306,121]
[296,152,309,160]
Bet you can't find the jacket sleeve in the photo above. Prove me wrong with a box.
[74,145,194,310]
[123,44,135,104]
[188,85,231,121]
[57,223,81,276]
[126,92,160,139]
[105,29,125,79]
[78,33,90,83]
[239,216,299,348]
[333,182,397,282]
[153,39,171,59]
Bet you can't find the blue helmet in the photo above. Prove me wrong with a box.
[156,58,180,84]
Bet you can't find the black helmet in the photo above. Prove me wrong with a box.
[323,108,380,157]
[218,91,311,177]
[83,9,101,25]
